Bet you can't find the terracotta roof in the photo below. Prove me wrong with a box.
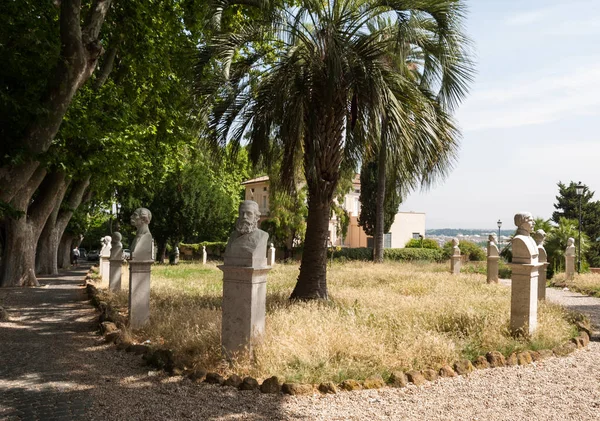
[241,175,270,185]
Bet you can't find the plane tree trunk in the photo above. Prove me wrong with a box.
[1,170,69,287]
[36,175,90,275]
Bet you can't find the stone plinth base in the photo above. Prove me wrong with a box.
[509,262,543,335]
[450,256,461,274]
[129,260,153,329]
[565,255,575,281]
[109,259,123,292]
[218,265,270,358]
[268,247,275,266]
[100,256,110,283]
[538,262,549,301]
[487,256,499,283]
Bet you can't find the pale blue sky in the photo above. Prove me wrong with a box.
[400,0,600,230]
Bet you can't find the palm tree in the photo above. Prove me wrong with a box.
[197,0,474,299]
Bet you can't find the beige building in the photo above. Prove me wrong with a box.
[241,176,425,248]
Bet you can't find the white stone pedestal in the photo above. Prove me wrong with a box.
[129,260,153,329]
[565,255,575,281]
[218,265,270,358]
[450,256,461,274]
[538,262,549,301]
[509,262,543,335]
[109,259,123,292]
[487,256,499,283]
[268,244,275,266]
[202,246,207,265]
[100,256,110,283]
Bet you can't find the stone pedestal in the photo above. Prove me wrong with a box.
[202,246,207,265]
[218,265,270,358]
[509,262,543,335]
[128,260,153,329]
[538,262,549,301]
[109,259,123,292]
[268,244,275,266]
[487,256,499,283]
[565,255,575,281]
[100,256,110,283]
[450,255,461,274]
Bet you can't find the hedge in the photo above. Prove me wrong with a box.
[327,247,444,262]
[179,242,227,259]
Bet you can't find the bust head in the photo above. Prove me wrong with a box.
[567,237,575,247]
[488,233,497,243]
[131,207,152,229]
[111,232,122,244]
[532,229,546,246]
[452,237,459,247]
[514,212,534,234]
[235,200,261,235]
[102,235,112,245]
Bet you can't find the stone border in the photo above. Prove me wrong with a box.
[83,269,592,396]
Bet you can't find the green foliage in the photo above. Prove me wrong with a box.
[180,242,227,258]
[358,158,401,237]
[404,238,440,249]
[545,217,590,273]
[442,240,486,261]
[327,247,444,262]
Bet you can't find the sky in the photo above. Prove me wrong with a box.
[399,0,600,230]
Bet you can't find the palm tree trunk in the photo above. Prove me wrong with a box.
[290,193,331,300]
[373,118,387,263]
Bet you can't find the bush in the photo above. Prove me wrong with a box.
[442,239,486,261]
[327,247,444,262]
[404,238,440,249]
[180,242,227,259]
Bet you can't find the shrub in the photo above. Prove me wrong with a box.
[179,242,227,259]
[442,239,486,261]
[327,247,444,262]
[404,238,440,249]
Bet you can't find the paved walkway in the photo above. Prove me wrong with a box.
[0,269,599,420]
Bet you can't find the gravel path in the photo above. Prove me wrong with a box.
[1,270,599,420]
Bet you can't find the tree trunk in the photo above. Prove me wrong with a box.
[1,170,68,287]
[374,121,387,263]
[58,233,76,269]
[290,193,333,300]
[36,175,90,275]
[157,241,167,264]
[0,0,112,202]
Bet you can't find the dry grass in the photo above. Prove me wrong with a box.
[98,261,577,383]
[551,271,600,297]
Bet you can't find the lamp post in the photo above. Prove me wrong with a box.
[497,219,502,248]
[576,183,585,274]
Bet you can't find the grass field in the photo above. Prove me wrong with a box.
[99,261,578,383]
[550,271,600,298]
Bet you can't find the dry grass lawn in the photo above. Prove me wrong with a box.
[98,261,577,383]
[551,271,600,297]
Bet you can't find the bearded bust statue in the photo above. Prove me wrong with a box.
[224,200,269,267]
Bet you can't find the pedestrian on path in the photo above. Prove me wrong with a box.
[71,246,80,267]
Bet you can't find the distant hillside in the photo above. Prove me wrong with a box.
[426,228,513,237]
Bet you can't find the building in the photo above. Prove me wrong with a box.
[241,175,425,248]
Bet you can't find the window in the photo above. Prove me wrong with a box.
[263,187,268,192]
[412,232,421,239]
[384,233,392,248]
[250,188,254,193]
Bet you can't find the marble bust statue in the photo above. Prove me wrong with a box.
[130,207,153,261]
[452,238,460,256]
[511,212,538,264]
[224,200,269,267]
[565,237,576,256]
[532,229,547,262]
[100,235,112,257]
[487,234,499,258]
[110,232,123,260]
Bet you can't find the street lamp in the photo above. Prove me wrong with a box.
[576,183,585,274]
[497,219,502,247]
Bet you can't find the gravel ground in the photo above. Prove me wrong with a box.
[1,269,600,420]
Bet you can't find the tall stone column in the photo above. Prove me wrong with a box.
[565,237,576,281]
[533,229,548,301]
[202,245,207,265]
[220,200,270,358]
[129,259,153,329]
[538,262,549,300]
